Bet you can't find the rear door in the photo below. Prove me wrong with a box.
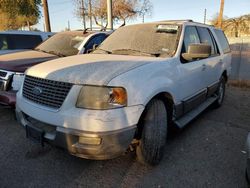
[196,26,221,94]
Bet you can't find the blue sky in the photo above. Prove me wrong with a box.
[35,0,250,32]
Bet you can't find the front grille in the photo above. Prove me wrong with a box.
[23,75,73,109]
[0,71,7,78]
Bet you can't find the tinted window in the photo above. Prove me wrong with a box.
[214,30,230,54]
[196,27,215,55]
[182,26,200,53]
[85,34,107,53]
[0,34,43,50]
[0,35,8,50]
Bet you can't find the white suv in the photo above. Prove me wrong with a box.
[16,20,231,165]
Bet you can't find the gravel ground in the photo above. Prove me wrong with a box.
[0,86,250,188]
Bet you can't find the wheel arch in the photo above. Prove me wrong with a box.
[222,70,228,82]
[134,91,175,140]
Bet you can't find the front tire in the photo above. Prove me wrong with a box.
[136,99,168,165]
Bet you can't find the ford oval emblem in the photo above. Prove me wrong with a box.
[32,86,43,96]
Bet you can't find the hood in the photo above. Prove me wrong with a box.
[0,50,58,72]
[26,54,161,85]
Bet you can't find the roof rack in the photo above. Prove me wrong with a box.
[160,19,193,22]
[82,27,107,34]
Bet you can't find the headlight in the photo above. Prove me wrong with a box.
[76,86,127,110]
[11,73,25,91]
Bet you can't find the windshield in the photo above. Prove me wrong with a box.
[35,32,85,57]
[94,23,180,57]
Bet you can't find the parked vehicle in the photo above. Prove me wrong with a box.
[0,30,53,55]
[16,20,232,165]
[0,30,110,106]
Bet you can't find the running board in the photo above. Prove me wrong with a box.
[174,96,217,128]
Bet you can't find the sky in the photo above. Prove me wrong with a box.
[35,0,250,32]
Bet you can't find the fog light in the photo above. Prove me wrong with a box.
[78,136,102,145]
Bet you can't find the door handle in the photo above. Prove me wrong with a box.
[202,64,206,71]
[218,59,223,65]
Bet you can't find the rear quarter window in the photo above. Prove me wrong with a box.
[5,34,43,50]
[214,30,231,54]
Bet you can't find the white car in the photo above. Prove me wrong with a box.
[0,30,53,55]
[16,20,232,165]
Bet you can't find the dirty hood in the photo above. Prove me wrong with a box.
[0,50,58,72]
[26,54,160,85]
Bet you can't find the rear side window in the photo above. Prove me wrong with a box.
[0,35,8,50]
[84,34,107,53]
[1,34,43,50]
[196,27,216,55]
[214,30,230,54]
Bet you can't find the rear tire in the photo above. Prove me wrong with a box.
[136,99,168,165]
[213,76,226,108]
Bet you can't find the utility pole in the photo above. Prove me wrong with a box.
[204,9,207,24]
[88,0,92,30]
[42,0,51,32]
[218,0,225,28]
[107,0,113,30]
[68,20,71,31]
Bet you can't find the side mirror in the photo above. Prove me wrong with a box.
[182,44,211,61]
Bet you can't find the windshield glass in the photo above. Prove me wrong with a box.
[94,23,180,57]
[35,32,85,57]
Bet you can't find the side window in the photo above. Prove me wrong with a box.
[214,30,230,54]
[182,26,200,53]
[84,34,107,53]
[196,27,216,55]
[0,35,8,50]
[7,34,43,49]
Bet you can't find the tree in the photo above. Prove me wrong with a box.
[0,0,41,30]
[137,0,153,23]
[224,14,250,37]
[74,0,153,29]
[210,14,250,37]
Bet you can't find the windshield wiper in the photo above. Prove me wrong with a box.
[112,49,160,57]
[35,49,48,53]
[35,49,65,57]
[47,51,66,57]
[94,48,112,54]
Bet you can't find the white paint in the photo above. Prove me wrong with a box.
[16,21,232,134]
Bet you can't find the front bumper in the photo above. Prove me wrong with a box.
[0,91,16,106]
[16,110,136,160]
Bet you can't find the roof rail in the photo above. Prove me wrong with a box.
[160,19,193,22]
[82,27,108,34]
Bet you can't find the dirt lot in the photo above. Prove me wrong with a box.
[0,86,250,188]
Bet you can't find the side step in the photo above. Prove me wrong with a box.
[174,96,217,128]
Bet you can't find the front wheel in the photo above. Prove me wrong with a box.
[213,77,226,108]
[136,99,168,165]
